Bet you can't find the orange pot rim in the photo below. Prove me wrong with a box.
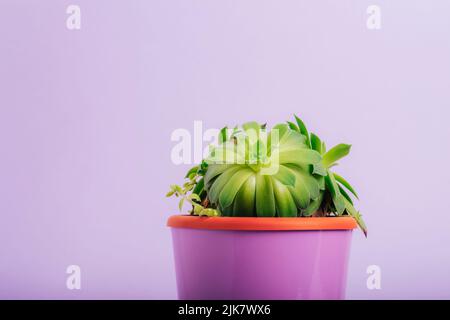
[167,215,357,231]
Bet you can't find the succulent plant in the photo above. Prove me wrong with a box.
[167,115,367,235]
[287,116,367,235]
[203,121,324,217]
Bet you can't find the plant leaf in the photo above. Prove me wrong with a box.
[334,172,359,199]
[271,123,289,141]
[338,184,353,205]
[185,166,199,179]
[278,149,321,165]
[219,168,254,209]
[322,144,351,168]
[219,127,228,144]
[312,162,327,176]
[294,115,311,148]
[255,173,276,217]
[232,175,256,216]
[188,193,201,202]
[301,193,324,216]
[242,121,261,145]
[287,121,299,131]
[310,133,323,154]
[166,190,175,197]
[192,178,204,195]
[321,141,326,153]
[288,178,310,209]
[208,166,241,205]
[199,208,219,217]
[273,165,296,187]
[272,179,297,217]
[343,197,367,237]
[317,175,325,190]
[287,165,320,200]
[325,171,345,214]
[204,164,233,187]
[178,198,185,211]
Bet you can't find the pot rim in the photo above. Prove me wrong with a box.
[167,215,357,231]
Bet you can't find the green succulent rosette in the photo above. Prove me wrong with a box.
[203,121,324,217]
[167,115,368,236]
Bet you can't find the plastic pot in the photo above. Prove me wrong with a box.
[168,215,356,300]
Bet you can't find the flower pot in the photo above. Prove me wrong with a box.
[167,215,356,300]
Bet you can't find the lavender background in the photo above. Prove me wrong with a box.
[1,0,450,299]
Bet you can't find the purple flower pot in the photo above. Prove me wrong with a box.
[168,216,356,300]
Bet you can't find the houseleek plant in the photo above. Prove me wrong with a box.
[167,115,367,235]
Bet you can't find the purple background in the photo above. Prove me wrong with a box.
[1,0,450,299]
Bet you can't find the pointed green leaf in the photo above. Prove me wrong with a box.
[219,169,254,209]
[219,127,228,144]
[338,184,353,205]
[343,197,367,237]
[178,198,185,211]
[321,141,326,153]
[310,133,323,154]
[284,164,320,208]
[192,178,204,195]
[204,164,234,188]
[273,165,296,187]
[325,171,345,214]
[294,115,311,148]
[272,179,298,217]
[166,190,175,197]
[279,130,307,149]
[334,195,346,215]
[322,144,351,168]
[286,165,320,200]
[185,166,199,179]
[288,179,310,209]
[278,149,321,165]
[208,166,241,205]
[334,173,359,199]
[232,175,256,216]
[324,172,336,196]
[255,174,276,217]
[287,121,299,131]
